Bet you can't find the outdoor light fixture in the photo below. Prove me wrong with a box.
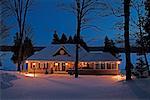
[117,61,121,64]
[65,63,68,66]
[26,61,29,63]
[113,75,125,81]
[33,63,36,66]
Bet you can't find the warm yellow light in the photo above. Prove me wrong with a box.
[65,63,68,66]
[84,62,87,65]
[117,61,121,64]
[33,63,36,66]
[24,73,37,77]
[113,75,125,81]
[26,61,29,63]
[19,72,38,78]
[55,63,58,66]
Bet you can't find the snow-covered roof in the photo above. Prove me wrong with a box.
[27,44,118,62]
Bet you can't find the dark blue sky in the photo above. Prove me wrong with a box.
[5,0,123,46]
[1,0,149,70]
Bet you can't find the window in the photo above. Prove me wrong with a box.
[107,63,111,69]
[32,63,36,69]
[47,63,49,69]
[38,63,41,69]
[60,50,65,55]
[26,63,28,70]
[54,62,60,71]
[89,63,94,69]
[112,63,116,69]
[84,62,87,67]
[101,63,105,69]
[96,63,100,69]
[54,62,58,66]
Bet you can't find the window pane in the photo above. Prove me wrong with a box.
[96,63,99,69]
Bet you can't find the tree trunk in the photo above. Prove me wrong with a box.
[75,44,79,78]
[17,63,21,71]
[75,19,81,78]
[143,53,149,71]
[22,62,24,71]
[74,1,81,78]
[124,0,132,80]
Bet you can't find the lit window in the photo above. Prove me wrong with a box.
[55,62,58,66]
[32,63,36,69]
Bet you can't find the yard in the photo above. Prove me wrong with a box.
[1,71,150,100]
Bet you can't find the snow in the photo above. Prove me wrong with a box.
[1,71,150,100]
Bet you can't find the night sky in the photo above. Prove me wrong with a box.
[1,0,150,70]
[3,0,122,46]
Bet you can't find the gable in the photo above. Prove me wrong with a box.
[53,46,70,56]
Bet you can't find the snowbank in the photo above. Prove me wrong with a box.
[0,71,18,89]
[1,71,150,100]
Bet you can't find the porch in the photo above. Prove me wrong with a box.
[25,60,120,75]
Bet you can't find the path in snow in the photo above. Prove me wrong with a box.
[1,71,150,100]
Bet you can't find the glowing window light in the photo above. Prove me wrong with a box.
[26,61,29,63]
[55,63,58,66]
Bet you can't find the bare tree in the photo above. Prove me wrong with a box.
[0,21,10,42]
[0,0,11,67]
[131,0,149,71]
[0,0,11,42]
[1,0,33,71]
[59,0,108,78]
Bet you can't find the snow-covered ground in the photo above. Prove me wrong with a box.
[1,71,150,100]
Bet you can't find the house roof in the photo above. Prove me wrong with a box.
[27,44,118,62]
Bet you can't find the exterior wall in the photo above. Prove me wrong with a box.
[26,60,120,75]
